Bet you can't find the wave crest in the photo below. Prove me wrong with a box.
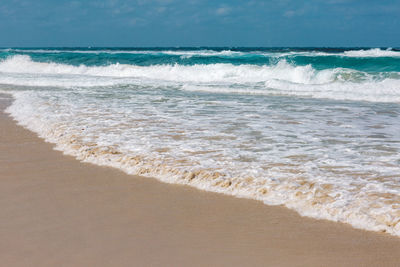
[0,55,400,103]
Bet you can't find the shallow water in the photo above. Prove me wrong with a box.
[1,47,399,236]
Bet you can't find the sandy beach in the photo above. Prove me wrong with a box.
[0,96,399,267]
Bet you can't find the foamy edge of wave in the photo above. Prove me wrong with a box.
[1,55,400,103]
[4,92,400,238]
[0,55,327,84]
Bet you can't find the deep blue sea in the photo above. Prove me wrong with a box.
[1,47,399,236]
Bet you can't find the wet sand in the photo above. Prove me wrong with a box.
[0,96,399,267]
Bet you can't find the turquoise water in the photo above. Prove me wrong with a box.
[2,47,400,72]
[1,47,399,236]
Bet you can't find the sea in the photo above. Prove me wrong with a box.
[0,47,399,236]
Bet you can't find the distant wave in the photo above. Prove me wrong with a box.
[2,48,400,58]
[0,48,244,58]
[342,48,400,58]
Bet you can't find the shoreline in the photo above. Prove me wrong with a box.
[1,96,399,266]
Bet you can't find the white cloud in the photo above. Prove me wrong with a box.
[128,17,146,26]
[215,6,231,16]
[283,5,309,18]
[284,10,296,17]
[327,0,354,4]
[156,6,166,13]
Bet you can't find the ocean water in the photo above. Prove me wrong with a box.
[0,47,399,236]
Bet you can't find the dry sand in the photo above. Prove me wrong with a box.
[0,96,399,266]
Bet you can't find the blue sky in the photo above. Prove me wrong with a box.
[0,0,399,47]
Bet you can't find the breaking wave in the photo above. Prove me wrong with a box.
[0,55,399,103]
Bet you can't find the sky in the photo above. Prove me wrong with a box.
[0,0,399,47]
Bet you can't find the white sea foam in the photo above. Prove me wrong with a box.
[2,55,324,84]
[181,79,400,103]
[342,48,400,58]
[4,88,400,237]
[269,48,400,58]
[0,55,399,103]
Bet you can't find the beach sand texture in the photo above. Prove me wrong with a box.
[1,97,400,266]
